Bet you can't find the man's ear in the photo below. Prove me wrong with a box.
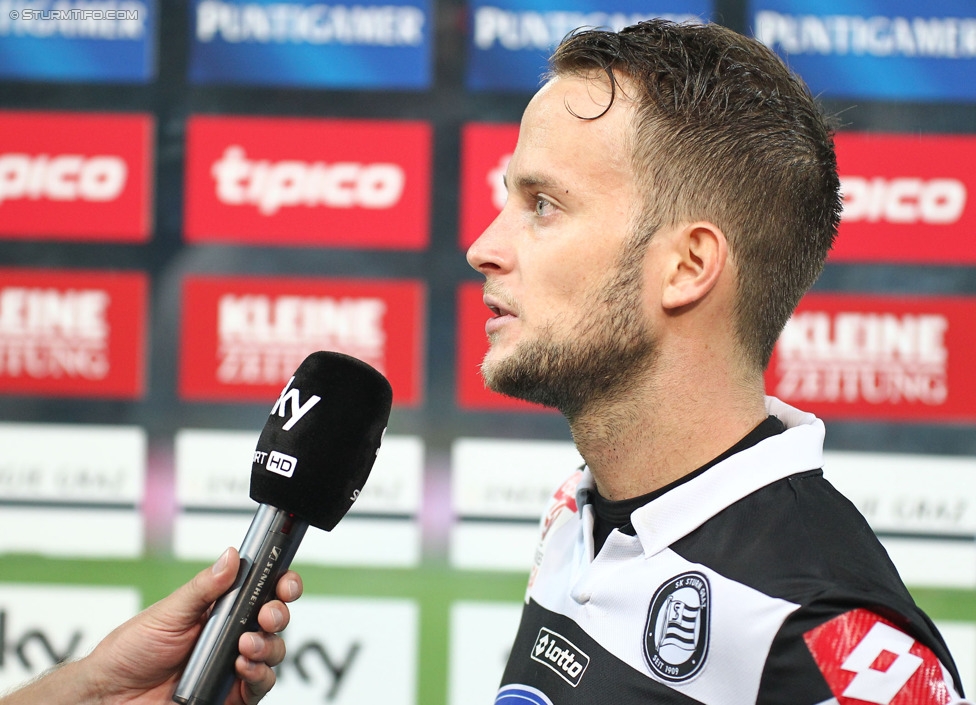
[661,222,728,310]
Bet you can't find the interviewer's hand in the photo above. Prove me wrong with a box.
[0,547,303,705]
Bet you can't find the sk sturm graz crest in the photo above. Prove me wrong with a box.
[644,572,710,682]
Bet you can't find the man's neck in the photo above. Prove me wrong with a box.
[568,367,768,501]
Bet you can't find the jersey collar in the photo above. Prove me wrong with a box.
[575,396,825,558]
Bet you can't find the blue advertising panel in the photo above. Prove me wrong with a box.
[466,0,713,92]
[750,0,976,102]
[188,0,432,89]
[0,1,156,83]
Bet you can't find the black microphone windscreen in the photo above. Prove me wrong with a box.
[249,351,393,531]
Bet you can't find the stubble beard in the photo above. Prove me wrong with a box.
[480,253,656,421]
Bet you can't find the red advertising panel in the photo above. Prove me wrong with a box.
[832,133,976,264]
[459,122,519,250]
[184,116,432,249]
[457,281,553,413]
[179,275,425,406]
[0,111,153,241]
[459,129,976,263]
[766,294,976,422]
[0,268,147,398]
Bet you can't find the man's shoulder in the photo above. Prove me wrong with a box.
[671,470,971,698]
[673,469,911,605]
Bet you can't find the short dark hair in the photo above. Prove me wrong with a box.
[550,19,842,370]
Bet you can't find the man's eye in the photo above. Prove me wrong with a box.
[534,197,553,216]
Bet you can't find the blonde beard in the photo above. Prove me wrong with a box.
[481,255,655,420]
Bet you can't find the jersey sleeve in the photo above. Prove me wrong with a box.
[761,606,970,705]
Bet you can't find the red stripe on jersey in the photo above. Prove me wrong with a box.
[804,608,952,705]
[539,473,581,544]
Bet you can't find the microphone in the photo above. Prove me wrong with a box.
[173,351,393,705]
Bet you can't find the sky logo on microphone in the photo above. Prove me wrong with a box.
[271,375,322,431]
[266,450,298,478]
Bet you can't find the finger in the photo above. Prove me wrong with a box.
[234,655,276,705]
[239,632,287,668]
[256,599,289,634]
[145,547,240,629]
[276,570,303,603]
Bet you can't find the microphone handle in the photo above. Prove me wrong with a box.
[173,504,309,705]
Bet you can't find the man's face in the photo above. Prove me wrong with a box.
[465,73,657,418]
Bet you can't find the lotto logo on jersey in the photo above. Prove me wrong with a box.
[178,274,424,405]
[458,122,519,249]
[0,268,147,398]
[530,628,589,687]
[184,115,431,249]
[0,111,153,241]
[831,133,976,264]
[804,609,958,705]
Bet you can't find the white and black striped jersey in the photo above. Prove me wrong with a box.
[496,397,969,705]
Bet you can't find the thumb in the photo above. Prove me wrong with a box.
[151,547,240,630]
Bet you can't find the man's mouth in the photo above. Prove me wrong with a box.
[485,295,516,319]
[483,292,518,335]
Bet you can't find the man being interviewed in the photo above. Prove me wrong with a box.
[467,18,969,705]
